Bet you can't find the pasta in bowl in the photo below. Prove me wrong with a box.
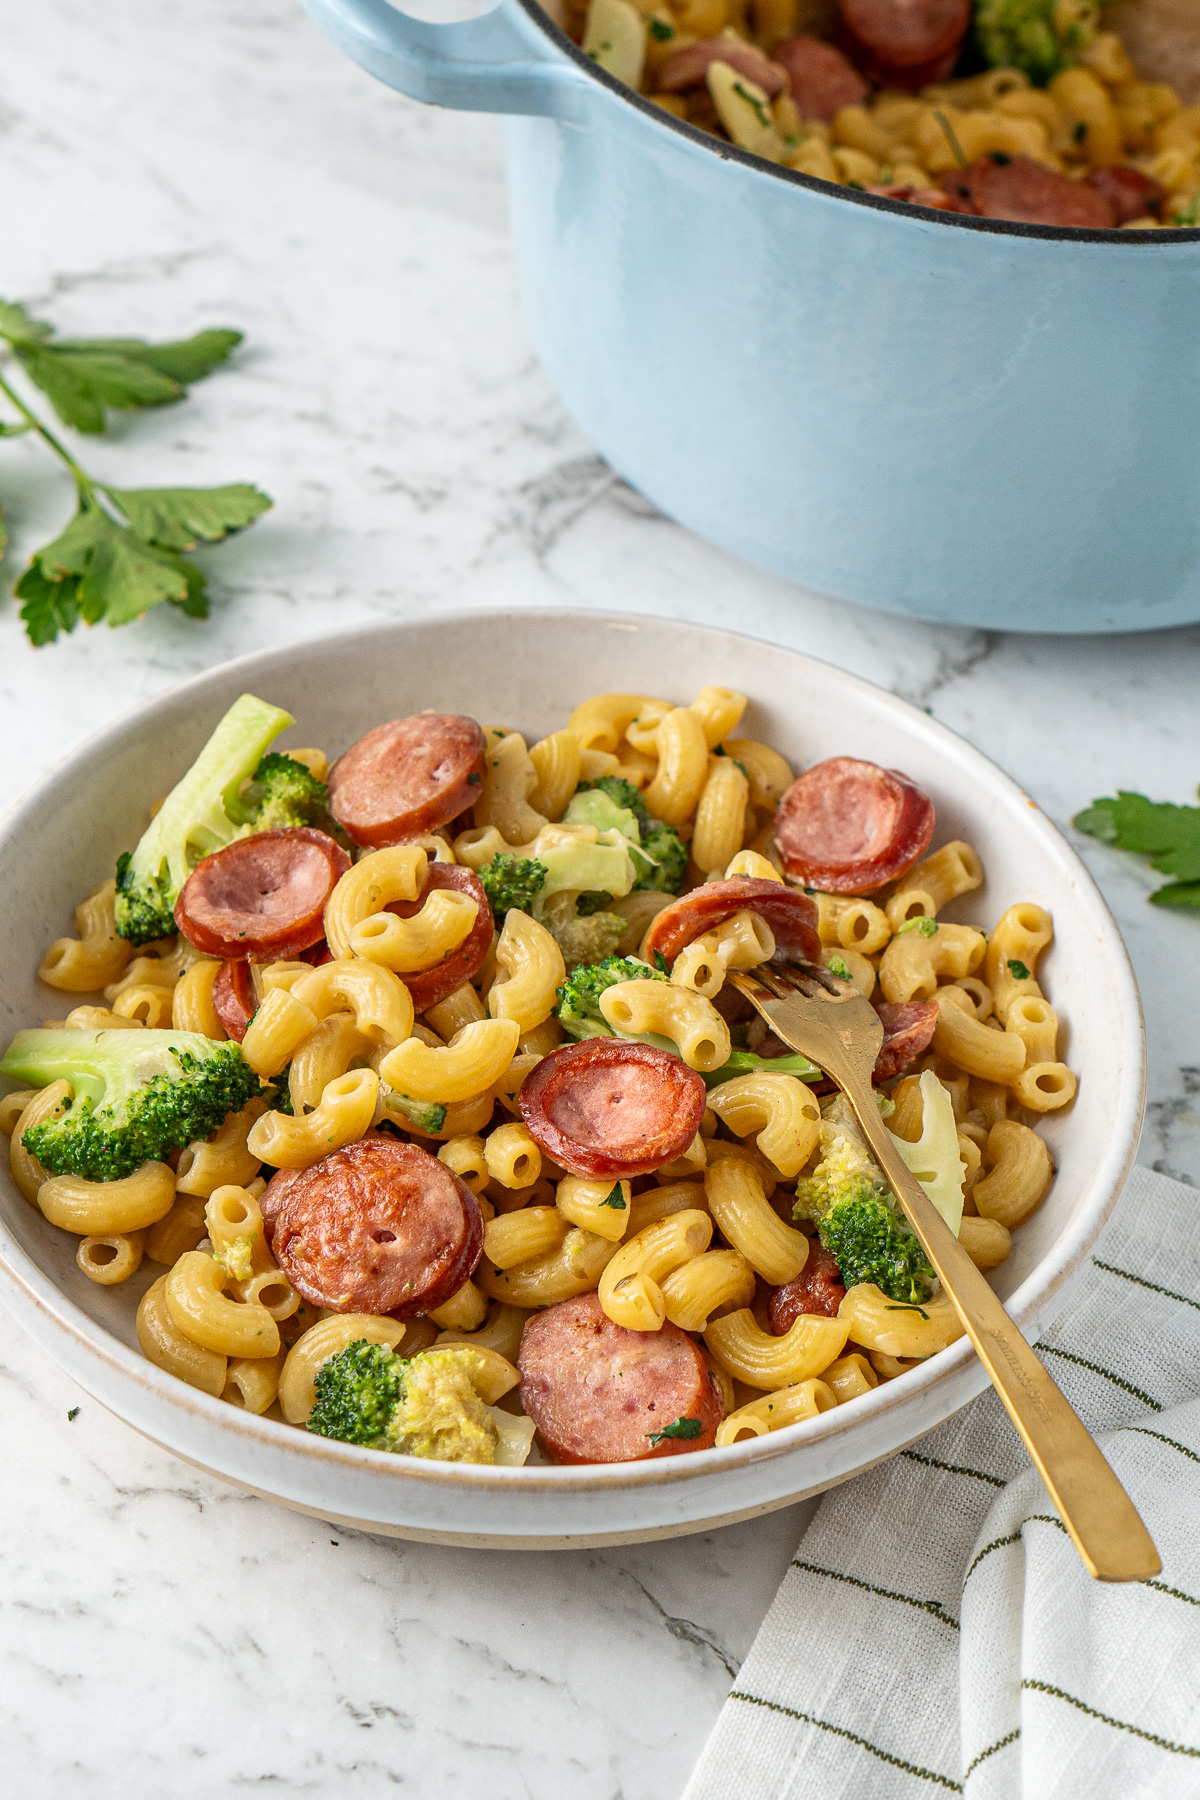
[0,612,1143,1545]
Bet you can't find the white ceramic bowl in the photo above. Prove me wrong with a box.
[0,610,1145,1547]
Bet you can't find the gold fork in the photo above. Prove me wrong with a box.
[727,961,1160,1584]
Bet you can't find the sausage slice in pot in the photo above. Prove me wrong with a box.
[518,1292,725,1463]
[519,1039,707,1179]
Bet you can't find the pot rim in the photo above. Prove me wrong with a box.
[514,0,1200,245]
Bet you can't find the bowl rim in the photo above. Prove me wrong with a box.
[513,0,1200,247]
[0,604,1146,1495]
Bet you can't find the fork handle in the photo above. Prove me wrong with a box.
[842,1072,1160,1584]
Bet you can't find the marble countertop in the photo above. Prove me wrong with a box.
[2,2,1199,1793]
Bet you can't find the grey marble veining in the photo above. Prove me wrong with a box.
[1,1,1199,1794]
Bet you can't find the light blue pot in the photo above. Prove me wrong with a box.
[302,0,1200,633]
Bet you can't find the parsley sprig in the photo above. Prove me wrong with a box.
[1075,789,1200,911]
[0,299,271,646]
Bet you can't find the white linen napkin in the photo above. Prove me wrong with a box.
[683,1165,1200,1799]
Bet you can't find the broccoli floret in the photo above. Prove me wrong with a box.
[307,1340,403,1446]
[793,1095,934,1305]
[307,1342,499,1463]
[555,953,669,1039]
[572,779,687,895]
[818,1185,935,1306]
[114,693,296,945]
[479,853,548,920]
[239,753,343,840]
[973,0,1092,85]
[0,1027,265,1181]
[703,1048,822,1088]
[383,1092,448,1135]
[635,818,688,894]
[583,776,645,815]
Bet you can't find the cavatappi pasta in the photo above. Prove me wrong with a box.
[1,680,1076,1467]
[558,0,1200,229]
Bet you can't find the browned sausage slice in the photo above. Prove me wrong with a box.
[941,157,1116,228]
[659,38,786,96]
[1088,165,1164,225]
[174,828,350,961]
[385,864,494,1013]
[838,0,970,88]
[264,1134,483,1316]
[773,35,867,121]
[773,758,934,894]
[328,713,486,849]
[518,1293,725,1463]
[768,1242,846,1330]
[873,999,938,1081]
[213,959,257,1042]
[642,876,821,967]
[519,1039,707,1179]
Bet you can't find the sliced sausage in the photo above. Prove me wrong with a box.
[328,713,487,849]
[773,758,934,894]
[643,876,821,968]
[659,38,787,96]
[174,828,350,961]
[837,0,970,88]
[212,959,257,1042]
[518,1292,725,1464]
[768,1243,846,1329]
[1088,165,1165,225]
[773,35,867,121]
[940,157,1116,228]
[385,864,494,1013]
[873,998,938,1082]
[519,1039,707,1179]
[264,1134,483,1316]
[868,183,958,211]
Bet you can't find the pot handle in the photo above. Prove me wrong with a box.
[301,0,591,118]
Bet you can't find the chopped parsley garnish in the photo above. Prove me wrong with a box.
[1073,120,1088,144]
[599,1183,626,1210]
[67,1407,80,1421]
[1007,958,1031,981]
[647,1415,704,1445]
[884,1303,930,1320]
[896,916,938,938]
[653,950,669,973]
[648,17,674,39]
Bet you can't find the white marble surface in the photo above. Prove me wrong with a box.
[2,1,1200,1794]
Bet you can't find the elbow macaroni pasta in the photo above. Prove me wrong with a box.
[6,681,1080,1462]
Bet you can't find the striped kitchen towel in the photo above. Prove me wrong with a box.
[683,1165,1200,1799]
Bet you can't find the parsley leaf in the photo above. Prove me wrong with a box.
[653,950,670,973]
[0,298,271,645]
[1075,789,1200,909]
[896,915,938,938]
[599,1183,626,1210]
[104,484,271,552]
[647,1415,703,1445]
[1007,958,1031,981]
[3,307,242,435]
